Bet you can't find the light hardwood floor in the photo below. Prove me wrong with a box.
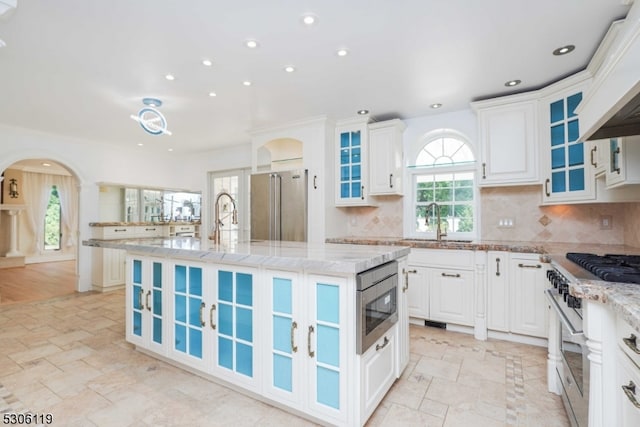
[0,260,77,305]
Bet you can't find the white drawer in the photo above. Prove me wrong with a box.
[135,225,164,238]
[174,225,195,233]
[617,315,640,369]
[92,226,136,239]
[408,248,474,269]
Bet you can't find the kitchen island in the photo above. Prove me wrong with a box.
[84,237,410,427]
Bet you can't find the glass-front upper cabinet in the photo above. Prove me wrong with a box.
[541,75,595,204]
[335,117,372,206]
[125,188,139,222]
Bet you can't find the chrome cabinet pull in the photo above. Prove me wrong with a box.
[376,336,390,351]
[361,186,365,200]
[441,272,461,278]
[145,290,151,311]
[590,146,597,167]
[402,268,417,292]
[291,321,298,353]
[199,302,205,327]
[496,258,501,276]
[545,178,550,197]
[313,175,318,189]
[389,174,393,188]
[138,289,145,310]
[623,334,640,354]
[308,325,315,358]
[622,381,640,409]
[518,263,541,269]
[115,228,127,232]
[210,304,216,330]
[482,163,486,179]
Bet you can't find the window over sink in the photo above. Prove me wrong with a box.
[404,129,477,240]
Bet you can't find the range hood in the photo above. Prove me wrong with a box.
[585,84,640,140]
[579,5,640,141]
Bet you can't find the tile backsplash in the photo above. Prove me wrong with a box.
[343,185,640,248]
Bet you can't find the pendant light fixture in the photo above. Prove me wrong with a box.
[130,98,172,136]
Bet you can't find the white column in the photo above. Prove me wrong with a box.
[1,205,25,257]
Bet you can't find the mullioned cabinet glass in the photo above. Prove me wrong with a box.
[340,130,363,200]
[265,272,347,423]
[172,264,205,363]
[216,269,254,379]
[126,257,165,354]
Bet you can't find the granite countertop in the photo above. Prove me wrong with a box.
[326,236,546,253]
[89,221,201,227]
[328,236,640,332]
[83,237,410,275]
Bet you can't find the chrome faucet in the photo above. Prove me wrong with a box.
[425,202,448,241]
[211,191,238,244]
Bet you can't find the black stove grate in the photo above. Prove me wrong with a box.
[566,252,640,284]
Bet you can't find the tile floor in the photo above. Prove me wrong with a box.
[0,290,570,426]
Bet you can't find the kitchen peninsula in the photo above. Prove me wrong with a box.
[83,237,410,427]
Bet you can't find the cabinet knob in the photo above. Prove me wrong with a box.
[623,334,640,354]
[622,381,640,409]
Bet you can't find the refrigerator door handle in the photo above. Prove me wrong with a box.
[274,173,281,240]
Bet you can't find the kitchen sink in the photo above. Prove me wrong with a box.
[402,238,475,244]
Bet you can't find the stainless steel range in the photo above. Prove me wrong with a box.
[546,252,640,427]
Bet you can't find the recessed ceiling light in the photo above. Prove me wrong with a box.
[137,143,144,146]
[430,103,443,109]
[208,91,217,97]
[505,79,521,87]
[553,45,575,56]
[168,148,174,152]
[41,162,51,167]
[245,39,259,49]
[336,48,349,57]
[243,81,252,86]
[165,74,175,81]
[301,14,317,26]
[284,66,296,73]
[357,109,369,115]
[202,59,213,67]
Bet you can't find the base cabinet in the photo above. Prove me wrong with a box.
[124,255,397,427]
[92,248,126,291]
[509,254,548,338]
[360,327,397,421]
[264,271,348,424]
[126,256,166,355]
[486,251,509,332]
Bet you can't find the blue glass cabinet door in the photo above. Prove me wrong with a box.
[173,264,204,360]
[216,269,254,379]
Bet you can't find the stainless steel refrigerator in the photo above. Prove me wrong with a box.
[250,169,308,241]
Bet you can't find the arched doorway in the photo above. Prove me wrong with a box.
[0,158,80,304]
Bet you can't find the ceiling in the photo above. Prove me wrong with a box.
[0,1,632,154]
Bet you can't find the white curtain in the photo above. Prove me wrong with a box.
[52,174,79,247]
[22,171,53,254]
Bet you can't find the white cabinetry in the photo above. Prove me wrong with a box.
[509,254,548,338]
[616,315,640,426]
[396,257,410,376]
[589,139,608,177]
[605,136,640,188]
[335,117,372,206]
[472,94,539,186]
[360,327,397,421]
[406,249,474,328]
[368,119,406,195]
[486,251,509,332]
[429,268,474,326]
[264,270,349,425]
[540,74,596,204]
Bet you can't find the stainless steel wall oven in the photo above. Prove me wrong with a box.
[356,261,398,355]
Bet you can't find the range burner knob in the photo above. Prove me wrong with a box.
[567,295,582,309]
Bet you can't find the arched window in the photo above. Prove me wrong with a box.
[405,130,477,240]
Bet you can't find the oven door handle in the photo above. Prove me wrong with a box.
[545,289,584,336]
